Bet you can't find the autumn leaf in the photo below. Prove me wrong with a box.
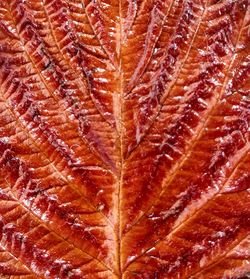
[0,0,249,278]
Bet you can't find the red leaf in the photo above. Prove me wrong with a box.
[0,0,249,278]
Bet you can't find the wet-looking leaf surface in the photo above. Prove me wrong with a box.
[0,0,249,278]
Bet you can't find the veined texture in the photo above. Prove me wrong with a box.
[0,0,249,278]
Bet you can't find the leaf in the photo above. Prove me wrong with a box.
[0,0,249,278]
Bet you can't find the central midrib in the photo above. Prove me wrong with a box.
[116,1,124,278]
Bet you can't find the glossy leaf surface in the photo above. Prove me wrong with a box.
[0,0,249,278]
